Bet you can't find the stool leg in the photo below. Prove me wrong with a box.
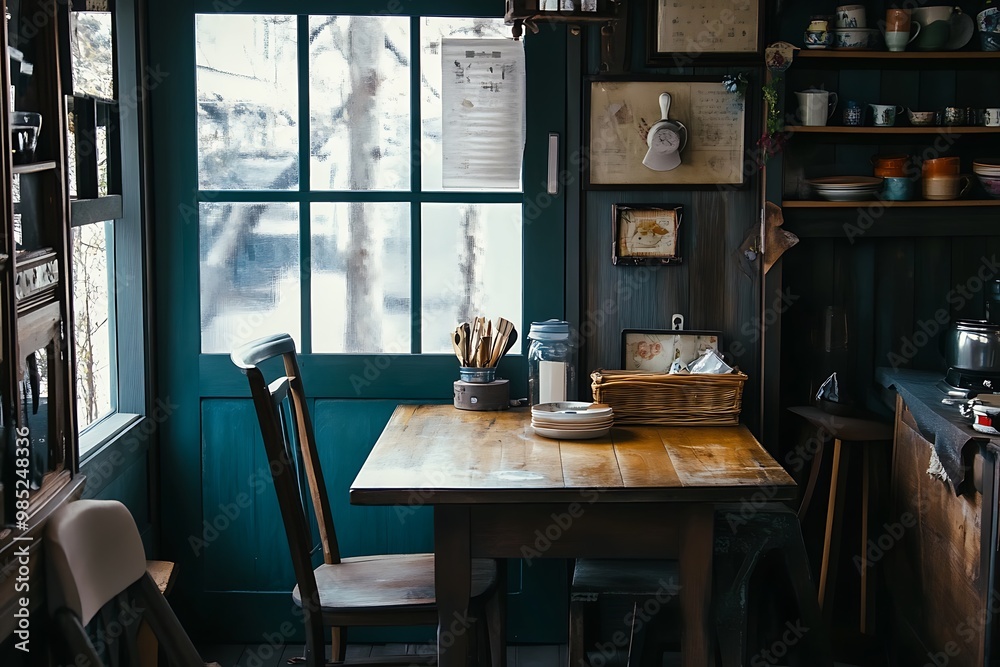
[819,439,849,621]
[861,447,876,635]
[569,599,588,667]
[798,439,826,520]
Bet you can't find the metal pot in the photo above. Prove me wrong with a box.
[945,319,1000,372]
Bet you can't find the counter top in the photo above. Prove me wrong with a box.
[876,367,999,492]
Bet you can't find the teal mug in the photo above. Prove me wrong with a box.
[882,176,918,201]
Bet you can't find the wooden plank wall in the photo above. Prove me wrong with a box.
[580,9,767,436]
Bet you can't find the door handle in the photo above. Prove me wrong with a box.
[547,133,559,195]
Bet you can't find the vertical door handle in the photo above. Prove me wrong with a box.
[547,133,559,195]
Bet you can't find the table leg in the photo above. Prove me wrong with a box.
[435,506,472,667]
[680,505,714,667]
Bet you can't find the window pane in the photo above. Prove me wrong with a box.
[70,12,114,100]
[196,15,298,190]
[309,16,411,191]
[421,203,522,354]
[200,202,300,353]
[311,203,411,353]
[420,18,515,192]
[72,222,115,430]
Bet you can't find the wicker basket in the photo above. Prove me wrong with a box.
[591,369,748,426]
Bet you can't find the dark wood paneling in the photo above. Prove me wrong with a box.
[888,399,987,667]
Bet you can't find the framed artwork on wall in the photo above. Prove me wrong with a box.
[647,0,764,66]
[612,204,682,265]
[586,76,749,189]
[620,328,722,373]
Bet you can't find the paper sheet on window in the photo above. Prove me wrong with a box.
[442,39,525,190]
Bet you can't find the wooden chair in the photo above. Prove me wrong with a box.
[231,333,503,667]
[45,499,218,667]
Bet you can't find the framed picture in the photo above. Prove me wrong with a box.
[647,0,763,65]
[621,329,722,373]
[612,204,682,265]
[586,76,749,189]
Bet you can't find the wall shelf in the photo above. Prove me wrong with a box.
[786,126,1000,135]
[794,50,1000,68]
[783,199,1000,208]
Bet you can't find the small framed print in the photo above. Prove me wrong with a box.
[621,328,722,373]
[612,204,682,266]
[647,0,763,65]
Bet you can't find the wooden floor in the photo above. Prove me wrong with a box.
[198,644,567,666]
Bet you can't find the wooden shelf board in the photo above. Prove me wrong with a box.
[797,50,1000,59]
[787,126,1000,134]
[12,161,57,175]
[783,199,1000,208]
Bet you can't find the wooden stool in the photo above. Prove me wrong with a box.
[138,561,179,667]
[788,406,893,635]
[569,508,831,667]
[569,560,680,667]
[713,506,832,667]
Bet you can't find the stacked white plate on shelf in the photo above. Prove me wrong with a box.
[531,402,614,440]
[807,176,884,202]
[974,159,1000,199]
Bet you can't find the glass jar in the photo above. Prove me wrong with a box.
[527,320,578,405]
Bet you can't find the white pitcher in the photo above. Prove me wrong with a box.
[796,89,839,127]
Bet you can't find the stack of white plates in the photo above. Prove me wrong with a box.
[807,176,884,202]
[531,402,614,440]
[974,159,1000,199]
[973,159,1000,177]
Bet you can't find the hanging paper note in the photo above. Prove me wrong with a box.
[441,39,525,190]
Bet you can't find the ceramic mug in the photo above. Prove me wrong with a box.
[943,106,966,126]
[985,108,1000,127]
[886,8,912,30]
[836,4,866,28]
[870,104,904,127]
[872,155,913,178]
[882,176,918,201]
[885,27,922,51]
[796,89,838,126]
[922,156,961,176]
[911,6,960,50]
[922,174,973,200]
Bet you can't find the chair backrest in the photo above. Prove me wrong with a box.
[45,499,207,666]
[46,499,147,626]
[231,333,341,609]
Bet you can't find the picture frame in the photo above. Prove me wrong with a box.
[621,328,722,373]
[647,0,764,66]
[612,204,682,266]
[586,75,749,189]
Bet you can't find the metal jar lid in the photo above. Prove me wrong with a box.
[528,319,572,342]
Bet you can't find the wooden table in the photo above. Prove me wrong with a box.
[350,405,796,667]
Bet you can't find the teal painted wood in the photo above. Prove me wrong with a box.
[201,400,268,591]
[89,456,152,551]
[150,0,568,642]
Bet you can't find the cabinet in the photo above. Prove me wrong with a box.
[0,0,81,636]
[763,6,1000,660]
[778,50,1000,237]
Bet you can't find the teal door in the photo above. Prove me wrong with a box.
[148,0,567,643]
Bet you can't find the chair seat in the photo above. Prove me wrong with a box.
[292,554,497,613]
[572,559,680,598]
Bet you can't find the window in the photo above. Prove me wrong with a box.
[195,15,525,356]
[66,7,148,456]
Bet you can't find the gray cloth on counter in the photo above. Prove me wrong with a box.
[876,367,992,494]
